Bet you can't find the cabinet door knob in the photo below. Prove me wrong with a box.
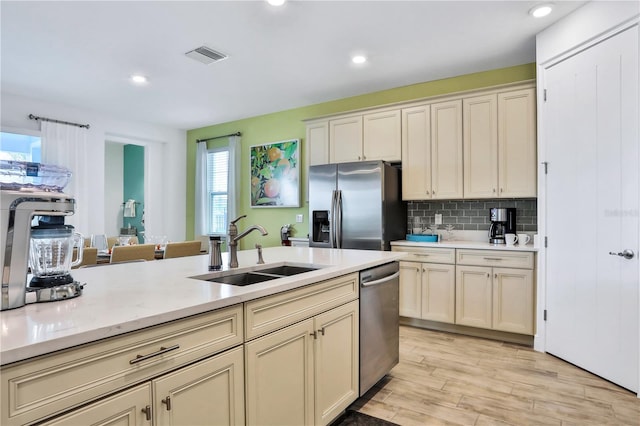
[310,331,318,339]
[141,405,152,421]
[319,327,326,336]
[162,396,172,411]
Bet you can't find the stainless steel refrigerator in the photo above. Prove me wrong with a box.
[309,161,406,251]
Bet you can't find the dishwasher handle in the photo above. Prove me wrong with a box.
[361,271,400,287]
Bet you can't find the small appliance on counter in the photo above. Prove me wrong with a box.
[280,224,291,246]
[0,160,83,310]
[488,207,516,244]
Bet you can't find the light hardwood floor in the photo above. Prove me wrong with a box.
[350,326,640,425]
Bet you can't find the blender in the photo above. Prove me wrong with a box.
[28,217,84,301]
[1,160,83,310]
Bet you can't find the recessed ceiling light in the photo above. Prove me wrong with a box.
[352,55,367,64]
[130,75,148,84]
[529,3,553,18]
[267,0,286,6]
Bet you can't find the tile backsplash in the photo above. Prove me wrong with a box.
[408,199,537,233]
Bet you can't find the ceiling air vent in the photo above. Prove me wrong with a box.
[185,46,228,65]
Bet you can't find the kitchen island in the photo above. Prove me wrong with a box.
[1,246,404,426]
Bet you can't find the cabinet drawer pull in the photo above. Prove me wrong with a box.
[483,257,503,261]
[141,405,152,421]
[162,396,172,411]
[414,253,430,257]
[129,344,180,364]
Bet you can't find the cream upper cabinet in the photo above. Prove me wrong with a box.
[431,99,463,199]
[497,88,537,197]
[463,94,499,198]
[329,116,363,163]
[245,300,359,426]
[307,120,330,166]
[325,109,401,164]
[362,109,401,162]
[401,105,432,200]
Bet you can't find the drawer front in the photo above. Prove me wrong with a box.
[456,249,534,269]
[1,305,243,426]
[245,273,359,340]
[392,246,455,264]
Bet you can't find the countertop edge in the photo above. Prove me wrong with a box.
[1,247,404,366]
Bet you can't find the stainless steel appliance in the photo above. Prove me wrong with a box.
[309,161,406,251]
[488,207,517,244]
[1,161,82,310]
[359,261,400,396]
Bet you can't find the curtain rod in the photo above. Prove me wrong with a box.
[196,131,241,143]
[28,114,90,129]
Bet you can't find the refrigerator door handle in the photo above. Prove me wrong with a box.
[335,190,343,249]
[330,190,336,248]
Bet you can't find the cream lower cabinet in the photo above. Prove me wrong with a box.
[395,247,456,323]
[245,300,359,426]
[38,383,152,426]
[456,250,534,335]
[39,347,245,426]
[2,305,244,426]
[399,261,455,323]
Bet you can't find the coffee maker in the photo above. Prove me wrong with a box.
[488,208,516,244]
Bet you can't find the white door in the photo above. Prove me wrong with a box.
[544,24,639,392]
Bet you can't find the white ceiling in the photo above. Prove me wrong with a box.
[1,0,588,131]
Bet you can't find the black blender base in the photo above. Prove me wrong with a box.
[29,273,74,288]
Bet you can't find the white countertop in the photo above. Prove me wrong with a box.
[0,247,404,365]
[391,239,538,252]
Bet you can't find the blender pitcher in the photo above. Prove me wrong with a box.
[29,225,83,288]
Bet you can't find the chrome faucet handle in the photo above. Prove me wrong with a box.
[256,244,265,264]
[230,215,246,225]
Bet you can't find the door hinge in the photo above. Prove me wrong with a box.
[542,161,548,174]
[543,89,547,102]
[544,310,547,321]
[544,236,548,248]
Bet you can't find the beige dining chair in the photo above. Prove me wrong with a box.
[163,240,202,259]
[72,247,98,268]
[110,244,156,263]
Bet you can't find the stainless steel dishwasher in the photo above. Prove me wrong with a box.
[359,261,400,396]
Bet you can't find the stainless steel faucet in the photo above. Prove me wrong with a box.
[228,215,268,268]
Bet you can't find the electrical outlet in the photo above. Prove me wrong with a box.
[296,214,303,223]
[434,214,442,225]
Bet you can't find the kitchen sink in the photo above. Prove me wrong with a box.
[212,272,280,286]
[190,263,323,286]
[252,265,319,276]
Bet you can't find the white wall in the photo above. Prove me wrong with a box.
[104,143,124,236]
[1,92,187,242]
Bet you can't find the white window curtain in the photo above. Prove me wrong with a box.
[41,121,90,233]
[194,141,208,236]
[227,135,241,224]
[194,134,240,236]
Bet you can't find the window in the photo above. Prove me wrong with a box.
[0,131,41,162]
[206,148,229,235]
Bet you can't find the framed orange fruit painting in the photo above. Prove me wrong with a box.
[250,139,300,207]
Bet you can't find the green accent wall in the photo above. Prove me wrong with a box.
[186,63,536,250]
[123,144,144,235]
